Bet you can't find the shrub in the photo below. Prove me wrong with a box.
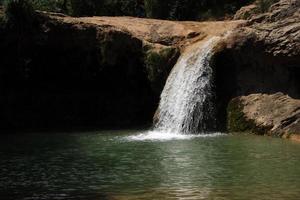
[69,0,99,16]
[30,0,70,13]
[4,0,35,30]
[256,0,279,13]
[0,15,4,28]
[144,0,170,19]
[0,4,4,23]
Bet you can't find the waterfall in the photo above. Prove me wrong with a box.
[154,37,220,134]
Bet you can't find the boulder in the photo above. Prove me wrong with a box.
[213,0,300,136]
[231,0,300,57]
[227,93,300,140]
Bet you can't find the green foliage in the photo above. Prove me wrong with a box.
[2,0,263,21]
[227,98,273,135]
[144,0,169,19]
[144,0,254,20]
[0,14,4,27]
[169,0,202,20]
[102,0,137,16]
[0,4,4,21]
[145,47,179,92]
[2,0,70,13]
[30,0,70,13]
[68,0,143,17]
[227,98,252,132]
[256,0,279,13]
[4,0,36,30]
[69,0,98,16]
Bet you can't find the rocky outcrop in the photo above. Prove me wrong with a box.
[231,0,300,57]
[0,9,242,131]
[227,93,300,139]
[45,14,243,93]
[234,4,259,20]
[219,0,300,139]
[1,0,299,136]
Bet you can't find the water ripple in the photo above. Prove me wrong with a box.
[123,131,225,141]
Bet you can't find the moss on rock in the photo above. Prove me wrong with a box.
[227,97,277,135]
[227,98,256,133]
[144,46,179,93]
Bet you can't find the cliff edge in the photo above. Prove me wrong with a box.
[222,0,300,140]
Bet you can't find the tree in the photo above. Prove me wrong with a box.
[144,0,171,19]
[5,0,35,30]
[70,0,104,16]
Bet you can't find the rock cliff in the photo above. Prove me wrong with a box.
[0,0,299,137]
[220,0,300,140]
[0,9,242,131]
[228,93,300,140]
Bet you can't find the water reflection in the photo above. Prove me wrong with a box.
[0,132,300,200]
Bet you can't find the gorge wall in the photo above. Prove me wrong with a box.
[0,10,241,131]
[216,0,300,138]
[0,0,299,137]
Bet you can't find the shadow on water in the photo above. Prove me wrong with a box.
[1,131,300,200]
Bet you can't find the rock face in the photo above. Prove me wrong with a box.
[232,0,300,57]
[220,0,300,139]
[0,10,242,131]
[0,0,299,136]
[227,93,300,139]
[234,4,259,20]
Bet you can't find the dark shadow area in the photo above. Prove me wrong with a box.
[0,16,158,132]
[214,44,300,131]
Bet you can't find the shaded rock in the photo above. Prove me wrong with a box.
[227,93,300,140]
[144,46,180,94]
[231,0,300,57]
[214,0,300,133]
[234,4,259,20]
[0,10,243,131]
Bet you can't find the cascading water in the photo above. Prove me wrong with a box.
[126,37,223,141]
[154,37,220,134]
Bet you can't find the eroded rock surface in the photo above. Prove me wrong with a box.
[227,93,300,139]
[214,0,300,138]
[46,13,242,48]
[0,1,299,135]
[0,10,242,131]
[234,4,258,20]
[231,0,300,57]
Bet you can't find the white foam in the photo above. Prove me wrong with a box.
[124,131,224,141]
[155,37,220,133]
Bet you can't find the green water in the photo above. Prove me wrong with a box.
[1,131,300,200]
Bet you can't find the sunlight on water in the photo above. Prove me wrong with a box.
[1,132,300,200]
[124,130,224,141]
[155,37,220,133]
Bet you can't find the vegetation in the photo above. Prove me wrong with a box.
[0,5,4,26]
[141,0,255,20]
[227,98,270,134]
[0,0,278,23]
[256,0,279,13]
[227,98,252,132]
[1,0,259,20]
[145,47,179,93]
[4,0,36,30]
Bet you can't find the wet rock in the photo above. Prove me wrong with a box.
[0,11,242,131]
[215,0,300,136]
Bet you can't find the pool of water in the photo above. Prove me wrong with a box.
[1,130,300,200]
